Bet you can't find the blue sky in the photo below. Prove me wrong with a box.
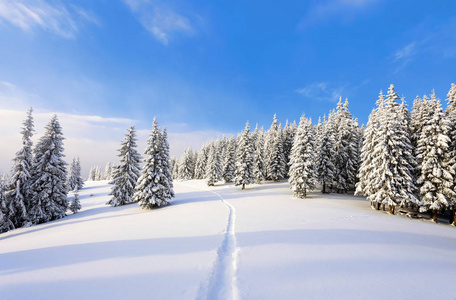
[1,0,456,174]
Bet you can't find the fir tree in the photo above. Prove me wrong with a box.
[162,128,175,199]
[264,114,279,180]
[288,115,317,198]
[206,141,222,186]
[316,122,336,194]
[179,146,194,180]
[103,162,113,180]
[267,124,287,181]
[222,136,236,183]
[194,143,210,179]
[28,115,68,224]
[0,176,14,233]
[108,126,142,207]
[417,91,455,222]
[234,122,255,189]
[253,128,266,184]
[133,118,173,209]
[68,190,81,214]
[67,157,84,192]
[7,108,34,227]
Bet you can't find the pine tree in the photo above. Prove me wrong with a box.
[179,146,194,180]
[0,176,14,233]
[206,141,222,186]
[253,128,266,184]
[95,166,103,181]
[162,128,175,199]
[288,115,317,198]
[283,120,296,176]
[222,136,236,183]
[133,118,173,209]
[28,115,68,224]
[67,158,84,191]
[417,91,455,222]
[234,122,255,189]
[264,114,279,180]
[445,83,456,225]
[316,122,336,194]
[68,190,81,214]
[268,124,287,181]
[194,143,210,179]
[6,108,34,228]
[107,126,142,207]
[103,162,113,180]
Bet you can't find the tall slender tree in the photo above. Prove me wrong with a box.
[7,108,34,227]
[108,126,142,207]
[222,136,236,183]
[206,141,222,186]
[134,118,173,209]
[235,122,255,190]
[28,115,68,224]
[288,115,317,198]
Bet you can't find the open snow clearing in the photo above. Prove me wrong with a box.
[1,180,456,299]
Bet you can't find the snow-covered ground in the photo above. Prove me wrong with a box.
[1,180,456,299]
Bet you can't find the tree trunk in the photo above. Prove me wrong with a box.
[382,203,385,211]
[322,182,326,194]
[242,183,245,190]
[452,212,456,226]
[304,189,306,198]
[433,211,439,223]
[449,209,455,224]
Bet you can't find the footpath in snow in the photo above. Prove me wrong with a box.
[1,180,456,299]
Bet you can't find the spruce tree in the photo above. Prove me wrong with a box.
[222,136,236,183]
[28,115,68,224]
[67,158,84,192]
[417,92,455,222]
[194,143,210,179]
[179,146,194,180]
[445,83,456,225]
[7,108,34,227]
[253,128,266,184]
[268,124,287,181]
[0,176,14,233]
[162,128,175,199]
[133,118,173,209]
[107,126,142,207]
[206,141,222,186]
[103,162,113,180]
[264,114,279,180]
[316,122,336,194]
[234,122,255,190]
[288,115,317,198]
[68,190,81,214]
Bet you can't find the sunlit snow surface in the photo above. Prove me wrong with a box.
[1,180,455,299]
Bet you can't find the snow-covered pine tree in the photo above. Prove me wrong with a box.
[206,140,222,186]
[67,158,79,191]
[161,128,175,199]
[28,115,68,224]
[445,83,456,225]
[264,114,279,180]
[283,120,297,176]
[288,115,317,198]
[234,122,255,189]
[87,167,96,181]
[74,158,84,190]
[194,143,210,179]
[95,166,103,181]
[133,118,173,209]
[179,146,194,180]
[6,108,34,228]
[0,176,14,233]
[267,124,287,181]
[107,126,142,207]
[68,190,81,214]
[316,121,336,194]
[253,127,266,184]
[222,136,236,183]
[103,162,113,180]
[417,91,455,222]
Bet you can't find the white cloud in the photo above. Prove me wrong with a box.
[123,0,193,45]
[295,82,345,102]
[0,0,98,38]
[299,0,381,28]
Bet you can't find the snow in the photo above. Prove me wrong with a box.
[1,180,456,299]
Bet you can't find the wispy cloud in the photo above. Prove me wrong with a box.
[299,0,381,29]
[123,0,194,45]
[391,42,417,73]
[0,0,99,38]
[295,82,345,102]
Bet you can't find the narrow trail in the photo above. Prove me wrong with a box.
[179,181,240,300]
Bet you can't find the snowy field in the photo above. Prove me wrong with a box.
[1,180,456,300]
